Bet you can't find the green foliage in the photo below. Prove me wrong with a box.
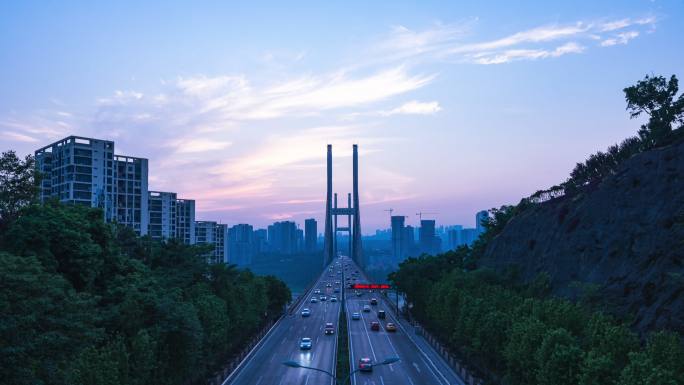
[624,74,684,147]
[0,151,39,229]
[0,203,291,385]
[392,251,684,385]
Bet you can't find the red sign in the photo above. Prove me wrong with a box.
[352,283,391,290]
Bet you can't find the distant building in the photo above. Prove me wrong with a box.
[476,210,489,234]
[35,136,150,235]
[253,229,268,254]
[228,224,254,266]
[447,225,463,249]
[148,191,177,241]
[176,199,196,244]
[296,228,304,252]
[391,215,406,262]
[404,225,416,256]
[195,221,228,264]
[268,221,298,254]
[419,219,437,255]
[304,218,318,251]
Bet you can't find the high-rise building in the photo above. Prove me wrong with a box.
[147,191,177,241]
[268,221,297,254]
[304,218,318,252]
[253,229,268,254]
[296,228,304,252]
[227,224,254,266]
[476,210,489,234]
[391,215,406,262]
[404,225,416,256]
[195,221,228,264]
[176,199,196,244]
[419,219,437,255]
[35,136,149,235]
[447,225,464,249]
[35,136,117,220]
[113,155,149,235]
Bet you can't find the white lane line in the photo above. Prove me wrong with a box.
[413,362,421,373]
[255,375,264,385]
[378,289,455,385]
[360,305,378,362]
[407,375,416,385]
[379,376,385,385]
[304,375,310,385]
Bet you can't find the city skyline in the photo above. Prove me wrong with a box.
[2,1,683,231]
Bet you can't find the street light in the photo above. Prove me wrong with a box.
[282,356,400,385]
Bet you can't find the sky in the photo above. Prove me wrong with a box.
[1,1,683,233]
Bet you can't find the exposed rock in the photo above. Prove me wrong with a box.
[480,139,684,335]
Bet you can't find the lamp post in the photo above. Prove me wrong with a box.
[282,357,400,385]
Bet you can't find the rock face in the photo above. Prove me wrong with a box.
[480,139,684,335]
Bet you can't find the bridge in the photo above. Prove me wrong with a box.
[222,145,464,385]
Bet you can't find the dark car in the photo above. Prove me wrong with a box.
[370,321,380,331]
[378,310,386,319]
[324,322,335,335]
[370,298,378,305]
[359,357,373,372]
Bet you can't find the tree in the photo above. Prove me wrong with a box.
[0,151,39,229]
[624,74,684,147]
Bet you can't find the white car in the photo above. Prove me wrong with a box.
[301,308,311,317]
[330,296,338,302]
[310,297,318,303]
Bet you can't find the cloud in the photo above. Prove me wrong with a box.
[375,16,656,65]
[380,100,442,116]
[0,131,40,143]
[600,31,640,47]
[473,42,585,64]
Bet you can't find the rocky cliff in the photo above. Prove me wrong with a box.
[480,138,684,335]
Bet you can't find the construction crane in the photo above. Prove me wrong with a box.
[416,211,438,221]
[384,208,394,217]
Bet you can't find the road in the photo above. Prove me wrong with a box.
[345,259,465,385]
[224,259,343,385]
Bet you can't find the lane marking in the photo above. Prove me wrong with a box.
[413,362,421,373]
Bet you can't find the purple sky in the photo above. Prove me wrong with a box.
[1,1,682,233]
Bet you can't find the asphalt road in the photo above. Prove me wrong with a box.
[345,260,465,385]
[224,260,343,385]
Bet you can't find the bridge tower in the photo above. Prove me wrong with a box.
[323,144,363,266]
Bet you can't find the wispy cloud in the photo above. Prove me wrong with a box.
[380,100,442,116]
[600,31,640,47]
[377,15,656,65]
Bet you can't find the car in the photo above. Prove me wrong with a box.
[370,321,380,331]
[310,297,318,303]
[326,283,332,287]
[351,312,361,320]
[299,337,312,350]
[301,308,311,317]
[370,298,378,305]
[363,305,371,312]
[320,295,327,301]
[334,288,340,293]
[324,323,335,335]
[378,310,386,319]
[356,291,362,297]
[358,358,373,372]
[314,289,321,294]
[386,323,397,332]
[330,296,338,302]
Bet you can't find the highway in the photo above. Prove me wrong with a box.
[224,260,342,385]
[345,259,464,385]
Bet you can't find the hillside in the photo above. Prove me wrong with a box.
[480,137,684,334]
